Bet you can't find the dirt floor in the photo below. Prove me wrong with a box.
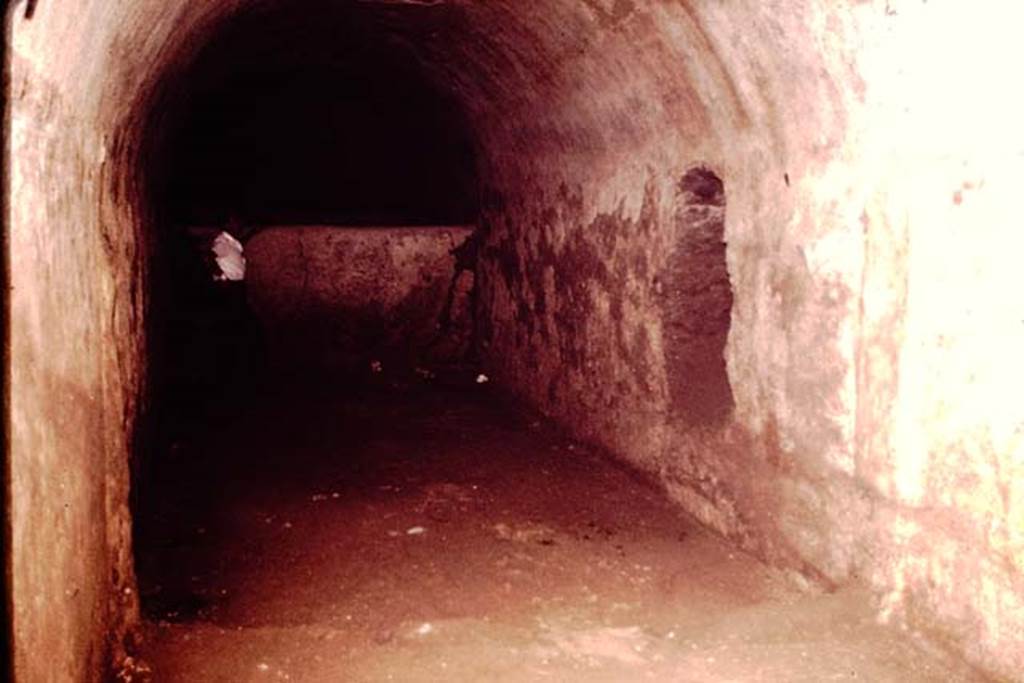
[133,374,985,682]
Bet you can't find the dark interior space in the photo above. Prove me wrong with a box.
[137,0,482,420]
[133,1,486,648]
[154,1,478,227]
[135,0,481,440]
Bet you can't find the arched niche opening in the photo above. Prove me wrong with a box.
[657,167,735,427]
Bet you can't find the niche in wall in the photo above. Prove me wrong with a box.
[656,167,735,426]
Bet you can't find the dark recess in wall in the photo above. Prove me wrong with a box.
[657,167,734,426]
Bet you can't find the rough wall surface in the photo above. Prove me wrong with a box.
[460,3,1024,678]
[246,227,475,377]
[7,1,1024,680]
[9,17,146,683]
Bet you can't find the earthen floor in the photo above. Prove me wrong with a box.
[136,380,982,682]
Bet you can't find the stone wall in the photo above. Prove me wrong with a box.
[246,226,475,378]
[467,4,1024,678]
[8,27,145,683]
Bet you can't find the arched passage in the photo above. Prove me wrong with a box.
[137,0,483,410]
[131,5,487,608]
[8,2,1024,681]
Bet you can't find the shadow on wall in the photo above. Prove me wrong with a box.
[656,167,734,427]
